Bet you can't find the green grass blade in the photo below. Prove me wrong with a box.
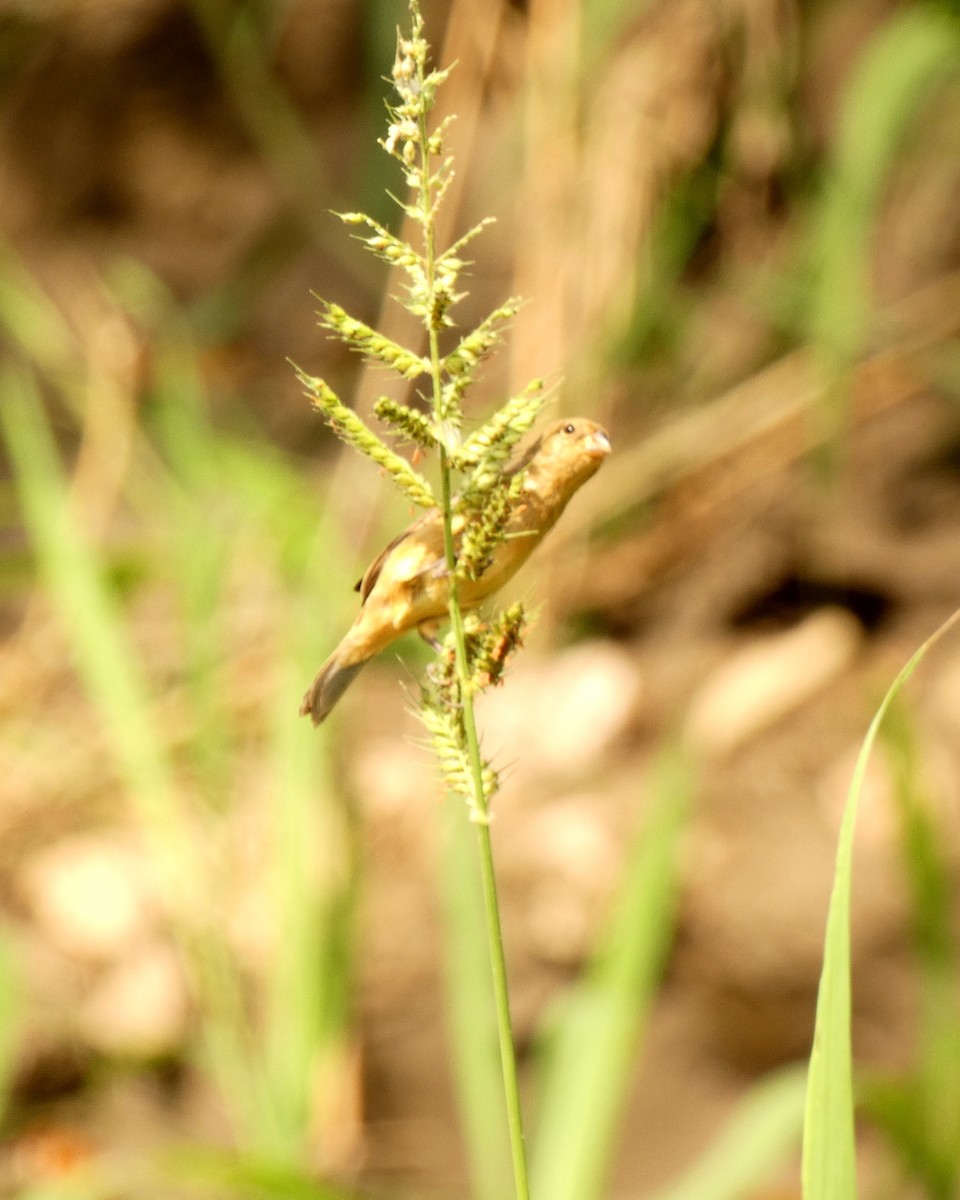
[259,646,355,1162]
[0,246,80,389]
[530,741,695,1200]
[163,1142,358,1200]
[802,608,960,1199]
[0,933,22,1126]
[0,366,329,1158]
[441,800,514,1200]
[808,6,960,370]
[0,369,177,818]
[0,370,260,1133]
[147,348,358,1163]
[653,1065,808,1200]
[882,703,957,975]
[581,0,654,70]
[861,705,960,1195]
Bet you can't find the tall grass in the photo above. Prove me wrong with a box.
[530,742,693,1200]
[805,4,960,465]
[0,270,357,1193]
[803,610,960,1200]
[863,703,960,1198]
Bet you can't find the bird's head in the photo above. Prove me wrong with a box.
[520,417,611,501]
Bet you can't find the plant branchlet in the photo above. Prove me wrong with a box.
[455,475,529,581]
[373,396,437,451]
[420,603,529,818]
[295,370,436,509]
[293,0,546,819]
[297,6,537,1195]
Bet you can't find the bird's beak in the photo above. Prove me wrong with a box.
[584,428,612,458]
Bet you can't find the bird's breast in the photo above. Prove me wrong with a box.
[459,503,556,604]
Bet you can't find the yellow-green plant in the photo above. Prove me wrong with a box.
[293,5,551,1197]
[803,608,960,1200]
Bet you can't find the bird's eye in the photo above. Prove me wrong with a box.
[563,423,576,434]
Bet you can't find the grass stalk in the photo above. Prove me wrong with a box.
[298,7,555,1193]
[467,779,531,1200]
[419,101,532,1200]
[440,804,514,1200]
[434,439,530,1199]
[438,555,530,1197]
[530,740,693,1200]
[0,369,268,1144]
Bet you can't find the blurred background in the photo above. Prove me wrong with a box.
[1,0,960,1196]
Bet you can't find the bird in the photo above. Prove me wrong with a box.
[300,417,611,724]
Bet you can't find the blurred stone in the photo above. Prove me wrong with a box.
[509,798,619,965]
[351,738,435,824]
[523,880,599,967]
[479,641,642,777]
[820,711,960,864]
[77,940,188,1056]
[20,835,157,961]
[817,741,897,851]
[685,608,862,755]
[929,643,960,741]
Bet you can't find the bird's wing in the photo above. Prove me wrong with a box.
[354,510,446,604]
[501,433,543,481]
[354,527,409,601]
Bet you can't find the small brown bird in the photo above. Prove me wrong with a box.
[300,417,611,724]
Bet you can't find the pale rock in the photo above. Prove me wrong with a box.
[685,608,862,755]
[820,733,960,857]
[78,940,189,1056]
[20,835,157,961]
[817,742,896,851]
[350,738,434,821]
[479,641,641,775]
[510,800,619,965]
[513,800,618,885]
[524,881,598,967]
[929,646,960,740]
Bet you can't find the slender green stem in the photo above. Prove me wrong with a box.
[437,454,531,1200]
[471,801,531,1200]
[417,85,531,1200]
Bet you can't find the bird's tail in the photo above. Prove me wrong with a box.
[299,648,369,725]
